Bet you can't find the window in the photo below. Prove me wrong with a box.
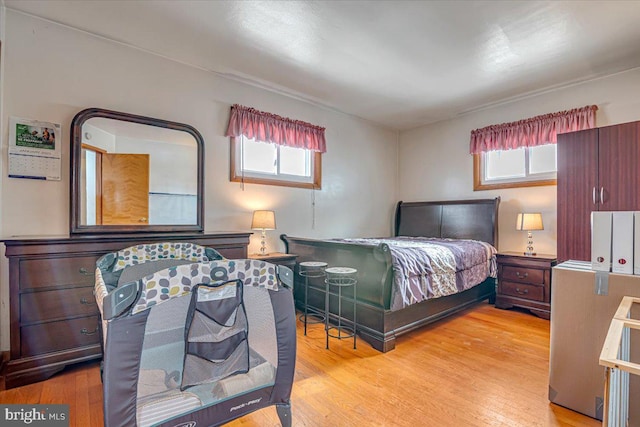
[473,144,557,190]
[469,105,597,191]
[230,136,321,189]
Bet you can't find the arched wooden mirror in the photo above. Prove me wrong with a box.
[70,108,204,234]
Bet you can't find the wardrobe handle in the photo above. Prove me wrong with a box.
[592,187,597,205]
[600,187,604,205]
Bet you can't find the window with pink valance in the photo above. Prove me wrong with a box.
[225,104,326,153]
[469,105,598,154]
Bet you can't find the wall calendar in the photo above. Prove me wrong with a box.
[8,116,62,181]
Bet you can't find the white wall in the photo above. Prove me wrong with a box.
[399,68,640,255]
[0,10,398,350]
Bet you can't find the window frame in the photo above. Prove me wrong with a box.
[473,146,556,191]
[230,136,322,189]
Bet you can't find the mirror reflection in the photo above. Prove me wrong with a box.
[71,108,204,235]
[80,118,198,226]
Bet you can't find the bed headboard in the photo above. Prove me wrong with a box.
[394,198,500,247]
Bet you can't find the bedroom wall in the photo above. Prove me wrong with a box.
[0,10,398,350]
[399,68,640,255]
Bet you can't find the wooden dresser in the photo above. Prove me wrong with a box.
[3,232,250,389]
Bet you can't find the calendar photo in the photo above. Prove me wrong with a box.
[8,116,62,181]
[14,123,57,150]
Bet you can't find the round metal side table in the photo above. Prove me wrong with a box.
[298,261,328,335]
[324,267,357,349]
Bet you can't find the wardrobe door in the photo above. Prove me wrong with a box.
[557,128,599,263]
[598,121,640,211]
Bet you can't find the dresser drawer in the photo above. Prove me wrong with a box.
[21,316,101,356]
[19,256,99,290]
[500,281,544,302]
[501,265,544,285]
[20,287,98,324]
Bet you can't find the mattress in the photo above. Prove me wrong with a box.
[335,237,497,310]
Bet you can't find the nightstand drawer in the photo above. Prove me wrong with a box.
[501,265,544,285]
[500,281,544,302]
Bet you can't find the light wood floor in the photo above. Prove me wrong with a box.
[0,302,599,427]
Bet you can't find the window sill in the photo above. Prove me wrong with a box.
[230,175,321,190]
[473,178,556,191]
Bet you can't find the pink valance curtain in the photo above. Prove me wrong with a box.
[225,104,326,153]
[469,105,598,154]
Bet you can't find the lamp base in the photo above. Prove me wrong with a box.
[259,229,267,255]
[524,232,536,256]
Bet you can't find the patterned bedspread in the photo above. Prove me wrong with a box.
[335,237,497,311]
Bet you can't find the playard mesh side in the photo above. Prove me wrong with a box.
[134,285,278,426]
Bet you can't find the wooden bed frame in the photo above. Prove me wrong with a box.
[281,197,500,352]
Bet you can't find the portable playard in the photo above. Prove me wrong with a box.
[94,243,296,427]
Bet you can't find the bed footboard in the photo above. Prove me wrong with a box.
[281,235,398,350]
[281,234,495,352]
[282,235,393,308]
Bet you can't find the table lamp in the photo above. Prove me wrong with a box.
[251,210,276,255]
[516,212,544,256]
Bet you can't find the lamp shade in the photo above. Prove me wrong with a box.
[251,210,276,230]
[516,212,544,231]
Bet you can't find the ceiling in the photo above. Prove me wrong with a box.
[6,0,640,130]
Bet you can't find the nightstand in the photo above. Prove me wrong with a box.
[495,252,557,319]
[248,252,298,270]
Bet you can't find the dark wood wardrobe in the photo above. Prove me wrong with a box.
[557,120,640,262]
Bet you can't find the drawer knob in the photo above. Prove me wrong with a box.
[515,271,528,279]
[515,287,529,295]
[78,267,93,276]
[81,326,99,336]
[80,297,91,305]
